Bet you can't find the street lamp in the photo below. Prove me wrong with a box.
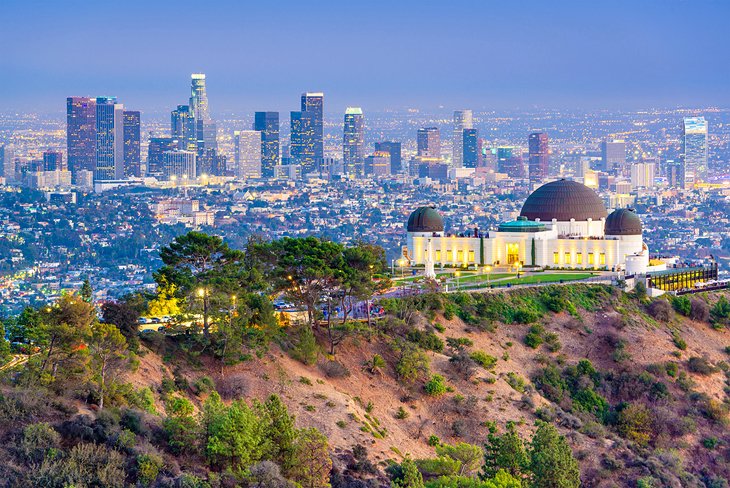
[484,265,492,287]
[515,261,522,279]
[454,270,461,291]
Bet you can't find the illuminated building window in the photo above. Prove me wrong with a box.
[435,250,441,261]
[447,249,453,261]
[506,243,520,264]
[564,253,571,264]
[553,252,559,264]
[468,250,475,263]
[588,253,595,265]
[457,250,464,262]
[576,253,583,264]
[599,253,606,265]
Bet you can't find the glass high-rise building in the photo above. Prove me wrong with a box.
[289,111,303,165]
[189,74,217,153]
[42,150,64,172]
[374,141,402,174]
[343,107,364,177]
[452,110,473,167]
[66,97,97,179]
[171,105,197,152]
[148,137,179,176]
[95,97,124,181]
[299,92,324,173]
[601,139,626,174]
[497,146,524,178]
[0,145,15,182]
[463,129,479,168]
[417,127,440,160]
[528,132,549,183]
[254,111,280,178]
[234,130,262,179]
[681,116,708,189]
[123,110,141,177]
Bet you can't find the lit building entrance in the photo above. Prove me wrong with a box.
[506,243,520,265]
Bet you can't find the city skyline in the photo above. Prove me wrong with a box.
[2,0,730,113]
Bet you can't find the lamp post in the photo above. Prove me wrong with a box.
[397,258,406,296]
[484,265,492,287]
[454,270,461,291]
[197,287,209,336]
[516,261,522,280]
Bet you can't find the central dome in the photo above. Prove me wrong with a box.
[520,179,607,222]
[605,208,642,235]
[407,207,444,233]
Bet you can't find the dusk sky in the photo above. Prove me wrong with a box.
[2,0,730,115]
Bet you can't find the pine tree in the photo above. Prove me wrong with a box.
[391,458,424,488]
[528,422,580,488]
[80,278,93,303]
[482,423,527,480]
[291,427,332,488]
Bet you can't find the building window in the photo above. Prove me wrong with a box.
[564,253,571,265]
[553,252,559,265]
[588,253,595,265]
[506,243,520,265]
[468,250,475,263]
[599,253,606,265]
[576,253,583,264]
[457,250,464,262]
[446,249,453,262]
[435,250,441,261]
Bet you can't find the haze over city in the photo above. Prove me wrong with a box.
[3,0,730,113]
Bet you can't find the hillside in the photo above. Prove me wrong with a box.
[2,285,730,487]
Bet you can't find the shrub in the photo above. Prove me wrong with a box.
[671,331,687,351]
[524,324,545,349]
[470,351,497,370]
[20,422,61,464]
[702,437,719,449]
[137,453,164,487]
[665,362,678,378]
[428,435,441,446]
[617,403,653,447]
[544,332,562,352]
[31,443,126,488]
[711,296,730,328]
[394,342,430,383]
[192,376,215,395]
[396,406,410,419]
[408,329,445,352]
[689,299,709,322]
[364,354,387,375]
[512,308,540,324]
[506,373,527,393]
[670,295,691,316]
[319,360,351,378]
[446,337,474,351]
[415,457,462,477]
[647,300,673,322]
[687,356,717,375]
[425,375,448,396]
[290,325,319,365]
[449,350,477,379]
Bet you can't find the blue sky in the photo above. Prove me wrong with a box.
[2,0,729,114]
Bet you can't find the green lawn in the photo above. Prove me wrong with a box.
[454,272,597,290]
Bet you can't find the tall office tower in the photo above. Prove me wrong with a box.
[452,110,473,167]
[42,150,64,171]
[289,111,303,164]
[528,132,549,183]
[417,127,440,159]
[462,129,479,168]
[123,111,141,177]
[197,148,226,176]
[299,92,324,173]
[681,116,708,189]
[665,160,682,188]
[497,147,524,177]
[600,139,626,173]
[233,130,262,179]
[343,107,365,177]
[631,161,656,189]
[162,150,196,180]
[95,97,124,181]
[66,97,97,179]
[147,137,179,175]
[374,141,402,174]
[1,145,16,182]
[253,111,280,177]
[189,74,217,153]
[171,105,197,151]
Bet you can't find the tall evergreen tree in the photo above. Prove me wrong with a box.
[528,422,580,488]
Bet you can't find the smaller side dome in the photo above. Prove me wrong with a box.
[605,208,642,235]
[407,206,444,233]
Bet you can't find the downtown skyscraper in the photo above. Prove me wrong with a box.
[291,92,324,173]
[452,110,473,167]
[681,116,708,189]
[462,129,479,168]
[528,132,549,184]
[123,110,141,177]
[66,97,97,179]
[417,127,440,160]
[343,107,364,177]
[190,74,217,153]
[253,111,280,178]
[95,97,124,181]
[171,104,196,151]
